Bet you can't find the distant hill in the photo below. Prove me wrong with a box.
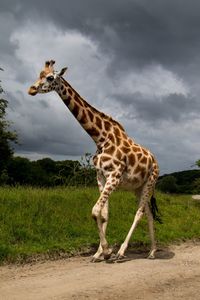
[158,169,200,194]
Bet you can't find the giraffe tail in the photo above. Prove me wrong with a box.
[150,196,163,224]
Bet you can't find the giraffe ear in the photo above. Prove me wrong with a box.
[58,67,68,77]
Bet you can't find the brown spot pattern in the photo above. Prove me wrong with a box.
[96,116,102,129]
[62,90,67,96]
[140,156,147,164]
[72,103,79,118]
[105,145,115,155]
[142,149,148,156]
[99,137,105,143]
[132,146,141,152]
[114,127,120,136]
[108,133,115,143]
[101,156,111,162]
[86,127,99,137]
[88,110,94,122]
[128,153,136,166]
[122,132,127,139]
[74,94,83,106]
[62,98,70,107]
[103,163,114,171]
[93,156,98,165]
[115,136,121,146]
[140,168,146,179]
[116,149,123,160]
[104,121,111,131]
[80,110,87,124]
[137,153,142,160]
[123,140,130,147]
[121,146,130,153]
[135,165,141,173]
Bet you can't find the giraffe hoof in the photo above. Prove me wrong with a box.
[147,249,156,259]
[105,253,117,263]
[103,248,113,260]
[90,256,103,263]
[116,254,126,260]
[116,253,125,259]
[106,253,127,263]
[147,254,155,259]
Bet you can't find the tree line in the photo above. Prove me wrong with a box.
[157,170,200,194]
[0,72,200,191]
[0,155,96,187]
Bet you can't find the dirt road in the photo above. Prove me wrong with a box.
[1,242,200,300]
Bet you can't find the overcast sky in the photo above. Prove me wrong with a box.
[1,0,200,174]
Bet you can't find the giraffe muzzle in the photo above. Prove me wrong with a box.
[28,86,38,96]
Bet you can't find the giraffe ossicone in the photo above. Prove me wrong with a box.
[28,60,161,262]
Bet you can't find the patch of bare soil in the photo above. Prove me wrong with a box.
[1,242,200,300]
[192,195,200,200]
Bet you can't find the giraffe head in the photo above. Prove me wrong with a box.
[28,60,67,96]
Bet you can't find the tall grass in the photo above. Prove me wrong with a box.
[0,186,200,263]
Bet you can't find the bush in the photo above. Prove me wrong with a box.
[192,178,200,194]
[157,176,178,193]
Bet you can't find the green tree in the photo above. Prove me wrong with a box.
[192,178,200,194]
[195,160,200,168]
[157,175,178,193]
[0,70,17,174]
[7,157,32,185]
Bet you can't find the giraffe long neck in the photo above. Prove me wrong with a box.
[56,78,124,148]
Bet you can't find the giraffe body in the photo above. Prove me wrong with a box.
[28,60,160,262]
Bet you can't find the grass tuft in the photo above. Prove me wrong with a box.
[0,187,200,263]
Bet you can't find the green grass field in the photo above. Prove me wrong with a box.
[0,186,200,263]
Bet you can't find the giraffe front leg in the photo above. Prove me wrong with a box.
[92,195,112,261]
[91,172,107,262]
[91,202,109,262]
[91,172,121,261]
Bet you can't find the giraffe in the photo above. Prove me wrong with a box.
[28,60,160,262]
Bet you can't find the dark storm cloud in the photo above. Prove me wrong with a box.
[1,0,200,173]
[0,12,18,59]
[2,0,200,87]
[113,92,200,123]
[7,91,94,158]
[2,0,200,73]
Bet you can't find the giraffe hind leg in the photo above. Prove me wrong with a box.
[115,179,157,260]
[116,203,145,259]
[145,202,156,259]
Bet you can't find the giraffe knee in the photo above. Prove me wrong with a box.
[135,207,145,219]
[92,203,101,219]
[100,214,107,223]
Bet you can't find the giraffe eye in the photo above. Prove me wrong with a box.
[46,75,54,82]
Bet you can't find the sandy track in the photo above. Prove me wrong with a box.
[1,242,200,300]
